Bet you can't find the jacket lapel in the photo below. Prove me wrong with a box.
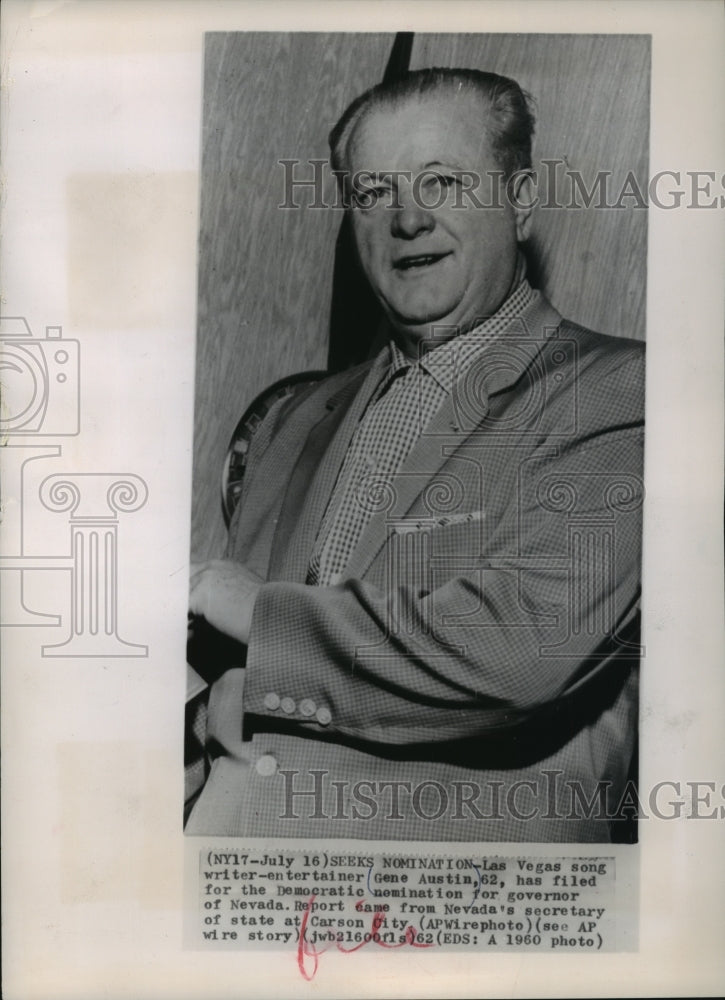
[266,292,563,584]
[345,295,564,580]
[342,390,476,581]
[270,350,391,582]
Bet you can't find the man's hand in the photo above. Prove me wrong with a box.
[189,559,263,646]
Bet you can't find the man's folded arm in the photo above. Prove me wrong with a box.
[242,427,643,747]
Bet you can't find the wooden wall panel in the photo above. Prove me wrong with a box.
[410,33,650,341]
[192,33,396,560]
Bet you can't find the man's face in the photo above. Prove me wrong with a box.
[346,92,532,352]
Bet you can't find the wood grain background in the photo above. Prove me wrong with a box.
[192,32,649,560]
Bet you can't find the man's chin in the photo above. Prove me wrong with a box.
[389,317,475,351]
[388,305,460,336]
[387,309,468,357]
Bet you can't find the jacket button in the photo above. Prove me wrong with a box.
[263,692,280,711]
[316,706,332,726]
[299,698,316,717]
[255,754,278,777]
[280,696,296,714]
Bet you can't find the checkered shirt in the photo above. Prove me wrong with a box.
[307,277,536,586]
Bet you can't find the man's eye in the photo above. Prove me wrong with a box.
[427,173,458,190]
[352,187,386,210]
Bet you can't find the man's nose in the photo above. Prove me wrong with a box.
[390,193,435,239]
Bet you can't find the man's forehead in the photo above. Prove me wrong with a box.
[347,90,493,169]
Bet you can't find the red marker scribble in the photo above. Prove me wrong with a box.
[297,894,330,981]
[297,894,434,980]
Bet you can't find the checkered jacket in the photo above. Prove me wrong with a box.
[187,292,645,843]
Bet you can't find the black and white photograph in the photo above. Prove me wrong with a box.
[1,1,723,998]
[185,32,648,844]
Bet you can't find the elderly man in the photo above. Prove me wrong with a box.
[187,68,644,842]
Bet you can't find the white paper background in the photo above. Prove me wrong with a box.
[1,1,723,997]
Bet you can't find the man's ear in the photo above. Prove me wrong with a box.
[508,170,536,242]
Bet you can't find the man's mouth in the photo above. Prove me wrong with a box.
[393,251,452,271]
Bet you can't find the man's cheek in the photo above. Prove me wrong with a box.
[357,245,385,287]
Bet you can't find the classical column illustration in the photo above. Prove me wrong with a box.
[39,473,148,657]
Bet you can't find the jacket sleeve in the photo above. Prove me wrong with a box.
[241,350,644,747]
